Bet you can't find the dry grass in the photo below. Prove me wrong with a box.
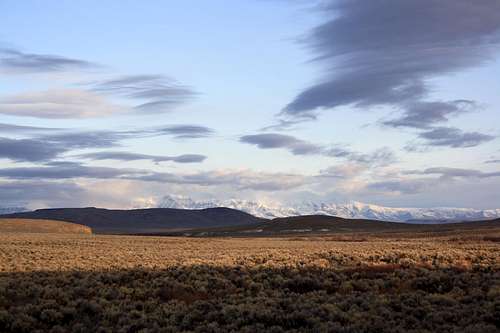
[0,219,92,235]
[0,231,499,332]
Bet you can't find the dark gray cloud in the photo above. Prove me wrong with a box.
[0,129,135,162]
[0,124,213,162]
[0,48,99,73]
[77,151,206,164]
[284,0,500,117]
[416,127,496,148]
[485,159,500,164]
[0,126,132,163]
[240,133,395,166]
[0,137,67,162]
[88,75,197,113]
[383,100,477,129]
[0,130,126,162]
[240,133,323,155]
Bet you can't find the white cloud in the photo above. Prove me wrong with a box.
[0,89,122,118]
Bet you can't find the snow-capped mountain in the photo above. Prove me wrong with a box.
[157,195,500,222]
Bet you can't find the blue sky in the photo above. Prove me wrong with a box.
[1,0,499,209]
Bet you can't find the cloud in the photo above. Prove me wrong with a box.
[0,130,123,162]
[77,151,206,164]
[0,164,309,192]
[156,125,214,139]
[0,123,63,133]
[0,74,196,119]
[0,180,90,208]
[0,165,149,180]
[128,169,309,191]
[0,124,214,162]
[383,100,477,129]
[343,148,396,166]
[0,137,67,162]
[240,133,323,155]
[318,163,368,179]
[240,133,395,166]
[87,75,197,113]
[485,159,500,164]
[407,167,500,179]
[0,48,99,73]
[367,179,430,195]
[40,131,127,149]
[284,1,500,117]
[367,166,500,195]
[416,127,496,148]
[260,119,305,132]
[0,89,122,118]
[0,129,129,162]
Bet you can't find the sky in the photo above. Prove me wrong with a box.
[0,0,499,210]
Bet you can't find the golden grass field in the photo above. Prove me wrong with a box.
[0,219,92,235]
[0,228,499,332]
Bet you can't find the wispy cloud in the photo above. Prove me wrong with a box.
[0,124,214,162]
[284,1,500,117]
[0,89,121,118]
[77,151,206,164]
[0,122,63,133]
[0,48,99,73]
[0,137,67,162]
[279,0,500,150]
[87,74,197,114]
[415,127,495,149]
[155,125,214,139]
[240,133,395,166]
[406,167,500,179]
[240,133,323,155]
[0,164,309,191]
[383,100,478,129]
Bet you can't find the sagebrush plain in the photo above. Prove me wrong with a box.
[1,228,499,332]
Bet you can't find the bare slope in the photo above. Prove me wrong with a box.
[0,218,92,234]
[1,207,265,234]
[161,215,500,237]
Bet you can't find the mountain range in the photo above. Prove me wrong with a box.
[1,207,264,234]
[157,195,500,222]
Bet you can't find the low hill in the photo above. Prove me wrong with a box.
[0,218,92,234]
[157,215,500,237]
[1,207,265,234]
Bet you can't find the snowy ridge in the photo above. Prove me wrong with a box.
[157,195,500,222]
